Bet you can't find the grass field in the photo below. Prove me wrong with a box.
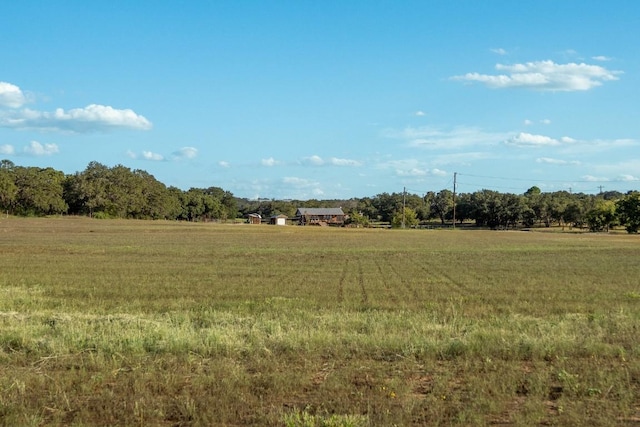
[0,217,639,426]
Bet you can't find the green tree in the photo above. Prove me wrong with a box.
[391,207,419,228]
[13,167,67,215]
[64,161,111,216]
[429,190,453,225]
[586,200,617,232]
[372,192,404,223]
[0,161,17,214]
[345,211,370,227]
[616,192,640,233]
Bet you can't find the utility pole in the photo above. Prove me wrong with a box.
[402,187,406,229]
[452,172,457,229]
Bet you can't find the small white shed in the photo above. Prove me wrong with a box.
[270,214,287,226]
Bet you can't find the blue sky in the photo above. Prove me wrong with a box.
[1,1,639,199]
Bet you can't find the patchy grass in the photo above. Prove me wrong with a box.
[0,217,639,426]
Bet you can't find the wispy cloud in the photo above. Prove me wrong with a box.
[301,155,361,167]
[218,161,230,168]
[451,60,621,92]
[490,48,507,55]
[329,157,362,167]
[282,176,324,197]
[384,125,508,149]
[505,132,576,147]
[173,146,198,160]
[536,157,581,165]
[592,55,612,62]
[591,159,640,178]
[142,151,164,161]
[0,144,15,155]
[378,158,448,178]
[24,140,59,156]
[582,175,609,182]
[414,110,426,116]
[261,157,280,167]
[303,155,325,166]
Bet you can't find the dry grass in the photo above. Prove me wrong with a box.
[0,217,639,426]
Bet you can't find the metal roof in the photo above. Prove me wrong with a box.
[295,207,344,216]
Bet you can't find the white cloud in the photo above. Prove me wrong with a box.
[536,157,581,165]
[415,110,426,116]
[173,146,198,159]
[591,159,640,178]
[505,132,563,147]
[431,151,492,166]
[1,144,15,155]
[24,141,59,156]
[329,157,361,167]
[451,60,621,91]
[582,175,609,182]
[490,48,507,55]
[261,157,279,167]
[524,118,551,126]
[0,82,27,108]
[142,151,164,161]
[126,150,137,159]
[304,155,325,166]
[378,159,447,178]
[1,104,152,132]
[282,176,324,196]
[218,161,230,168]
[397,168,428,177]
[618,174,639,182]
[283,176,317,187]
[385,125,508,150]
[592,55,612,62]
[302,155,361,167]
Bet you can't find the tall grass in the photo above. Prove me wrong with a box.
[0,217,639,425]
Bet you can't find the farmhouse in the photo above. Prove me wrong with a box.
[295,207,346,226]
[247,213,262,224]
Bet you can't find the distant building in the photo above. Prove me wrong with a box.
[247,213,262,224]
[295,207,346,226]
[270,214,288,226]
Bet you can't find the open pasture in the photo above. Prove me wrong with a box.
[0,218,639,426]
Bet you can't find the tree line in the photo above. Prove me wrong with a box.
[1,159,639,233]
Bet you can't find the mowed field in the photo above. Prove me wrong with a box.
[0,218,639,426]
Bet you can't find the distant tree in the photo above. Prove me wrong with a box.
[391,207,419,228]
[616,192,640,233]
[64,161,111,216]
[429,189,453,225]
[586,200,617,232]
[453,193,473,224]
[356,197,378,221]
[13,167,67,215]
[345,211,370,227]
[372,192,404,223]
[0,163,17,214]
[500,193,525,228]
[602,190,623,201]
